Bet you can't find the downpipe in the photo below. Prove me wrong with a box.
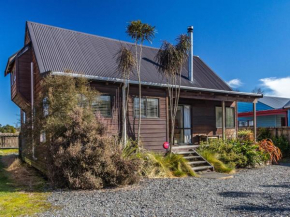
[122,81,127,148]
[31,62,37,160]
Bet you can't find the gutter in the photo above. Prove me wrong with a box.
[51,71,263,98]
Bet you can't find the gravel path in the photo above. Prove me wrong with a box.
[40,163,290,217]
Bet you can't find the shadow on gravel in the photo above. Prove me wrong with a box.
[229,204,290,213]
[260,182,290,189]
[220,191,290,214]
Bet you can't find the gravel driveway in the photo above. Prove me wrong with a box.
[40,163,290,217]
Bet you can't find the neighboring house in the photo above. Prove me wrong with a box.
[4,22,261,171]
[238,96,290,127]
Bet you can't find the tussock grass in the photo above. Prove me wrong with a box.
[0,153,53,216]
[198,150,235,174]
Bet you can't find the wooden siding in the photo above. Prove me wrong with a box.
[18,48,32,102]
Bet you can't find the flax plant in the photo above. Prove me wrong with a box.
[126,20,155,145]
[116,46,136,146]
[155,35,190,152]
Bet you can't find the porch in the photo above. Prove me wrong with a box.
[171,93,259,147]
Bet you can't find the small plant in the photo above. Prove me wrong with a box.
[238,130,254,141]
[198,150,234,173]
[258,139,282,164]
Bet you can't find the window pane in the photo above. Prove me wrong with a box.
[43,97,49,117]
[226,107,235,128]
[92,95,111,117]
[216,107,222,128]
[146,98,158,118]
[134,98,146,118]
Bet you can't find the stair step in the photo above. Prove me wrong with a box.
[183,156,201,160]
[172,145,199,149]
[192,165,213,171]
[188,161,207,165]
[175,151,196,155]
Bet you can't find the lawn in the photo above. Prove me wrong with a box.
[0,150,53,216]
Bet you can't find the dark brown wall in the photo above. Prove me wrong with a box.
[127,86,167,152]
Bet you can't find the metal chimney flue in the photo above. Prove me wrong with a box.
[187,26,193,82]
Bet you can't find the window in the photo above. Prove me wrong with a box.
[281,117,286,127]
[239,121,248,127]
[40,131,46,143]
[216,107,235,128]
[23,111,26,124]
[226,107,235,128]
[43,97,49,117]
[92,95,112,117]
[134,98,159,118]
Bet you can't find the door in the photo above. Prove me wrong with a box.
[174,105,192,144]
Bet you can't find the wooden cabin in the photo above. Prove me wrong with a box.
[4,22,262,172]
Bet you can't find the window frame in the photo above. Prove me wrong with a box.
[92,94,112,118]
[215,106,236,129]
[133,97,160,119]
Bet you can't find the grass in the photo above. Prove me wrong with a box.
[0,149,19,155]
[0,151,53,216]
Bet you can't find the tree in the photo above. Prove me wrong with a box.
[252,87,264,94]
[0,124,17,133]
[155,35,191,152]
[126,20,155,145]
[116,46,136,146]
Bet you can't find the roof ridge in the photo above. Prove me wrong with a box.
[27,21,161,50]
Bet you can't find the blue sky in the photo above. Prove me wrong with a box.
[1,0,290,126]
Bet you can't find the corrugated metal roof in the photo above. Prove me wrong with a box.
[259,96,290,109]
[27,21,232,91]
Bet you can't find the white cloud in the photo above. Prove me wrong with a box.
[227,79,243,88]
[260,77,290,97]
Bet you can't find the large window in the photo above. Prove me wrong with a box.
[216,107,235,128]
[92,95,112,117]
[134,98,159,118]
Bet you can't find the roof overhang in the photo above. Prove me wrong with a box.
[50,71,263,99]
[4,44,31,76]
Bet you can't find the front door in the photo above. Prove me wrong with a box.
[174,105,192,145]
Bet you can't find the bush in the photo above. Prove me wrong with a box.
[258,128,290,157]
[26,74,141,189]
[48,107,140,189]
[238,130,253,141]
[198,139,269,169]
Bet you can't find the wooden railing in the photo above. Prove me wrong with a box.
[0,133,19,149]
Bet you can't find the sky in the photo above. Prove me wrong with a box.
[1,0,290,126]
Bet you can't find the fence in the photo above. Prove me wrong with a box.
[0,133,19,149]
[239,127,290,143]
[267,127,290,143]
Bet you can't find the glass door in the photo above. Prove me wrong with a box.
[174,105,192,145]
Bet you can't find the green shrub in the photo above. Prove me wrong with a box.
[198,139,269,169]
[238,130,253,141]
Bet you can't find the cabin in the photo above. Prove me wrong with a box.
[4,22,262,172]
[238,96,290,127]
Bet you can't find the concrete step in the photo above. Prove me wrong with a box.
[192,165,213,171]
[188,161,207,165]
[174,151,196,155]
[183,156,201,160]
[172,145,199,150]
